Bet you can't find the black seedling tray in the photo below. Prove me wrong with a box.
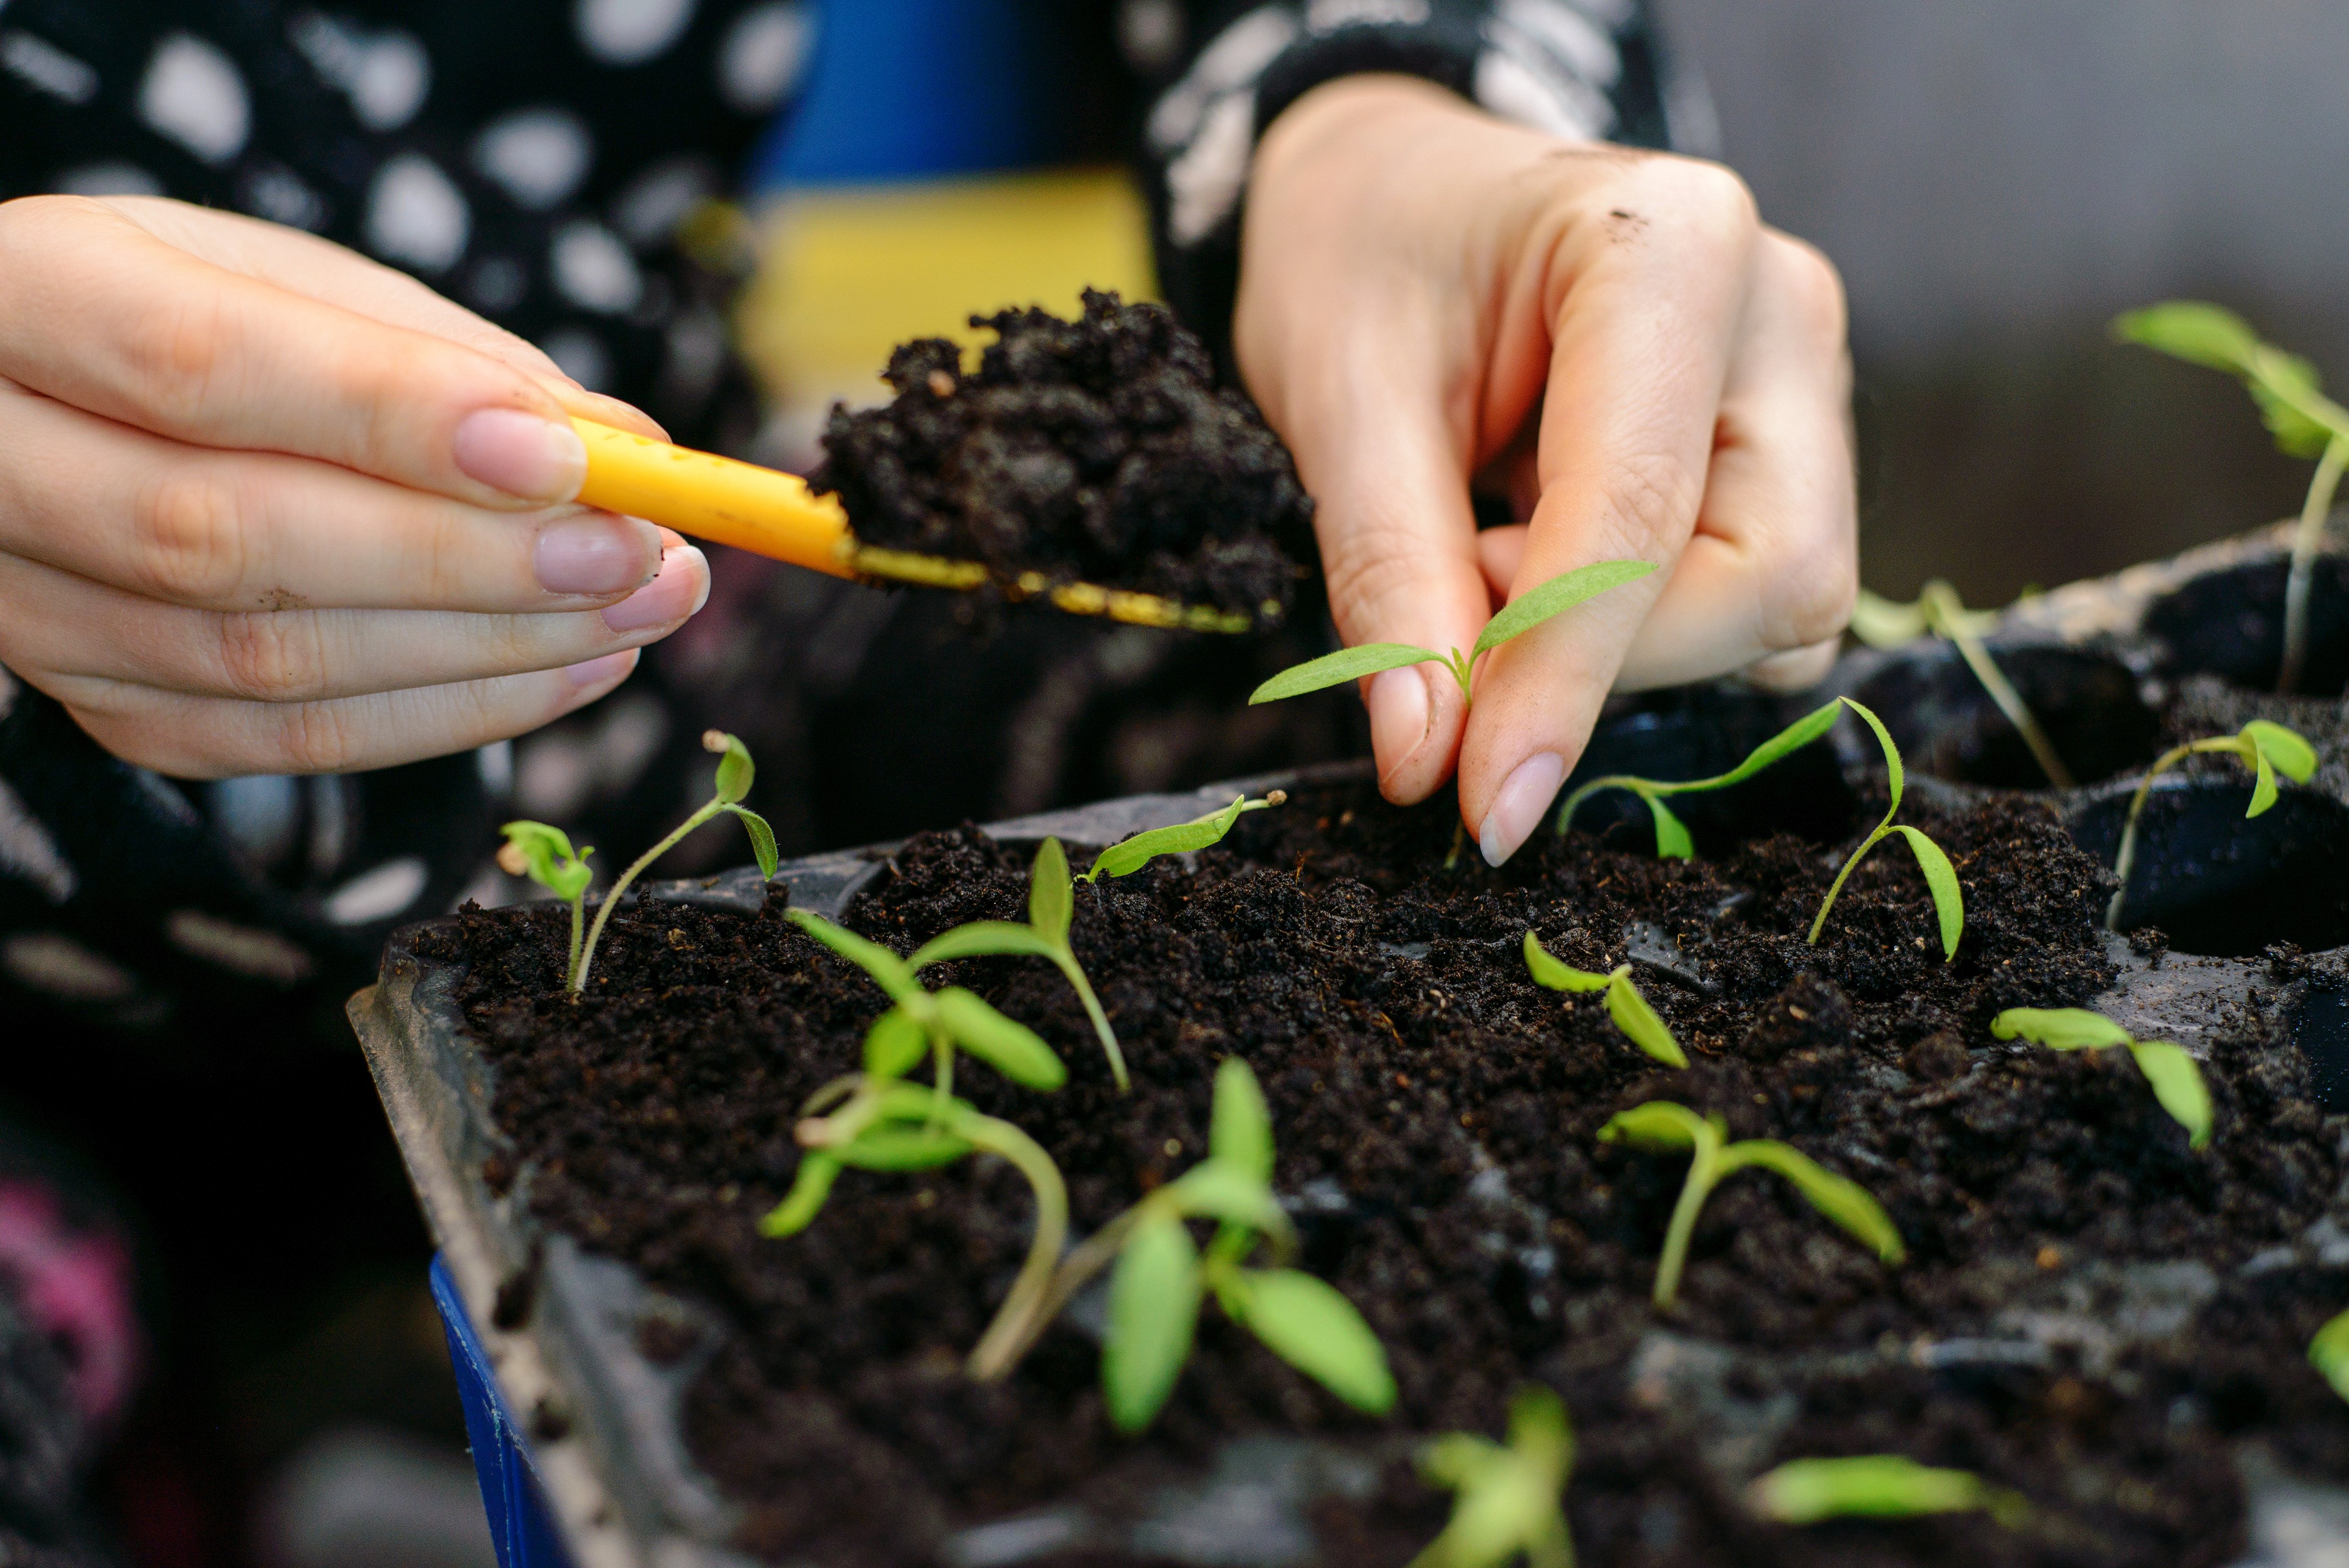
[351,521,2349,1568]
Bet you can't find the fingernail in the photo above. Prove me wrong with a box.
[1369,666,1431,782]
[601,543,709,633]
[453,408,587,501]
[1479,752,1566,868]
[563,650,636,691]
[536,515,659,595]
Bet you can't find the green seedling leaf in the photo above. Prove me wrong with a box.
[908,921,1058,967]
[1889,826,1964,961]
[705,729,755,804]
[1522,931,1611,993]
[1605,971,1689,1069]
[1166,1159,1290,1241]
[1597,1101,1711,1152]
[1030,838,1074,943]
[1410,1386,1574,1568]
[1556,700,1843,854]
[1848,588,1930,648]
[1842,697,1905,814]
[2251,741,2279,816]
[864,1006,928,1079]
[1749,1455,2016,1526]
[2252,351,2336,458]
[1472,560,1658,656]
[2310,1307,2349,1402]
[2128,1041,2213,1150]
[931,988,1066,1089]
[1209,1057,1274,1184]
[1248,643,1441,704]
[1081,791,1285,881]
[787,910,921,1007]
[2114,301,2262,373]
[1709,701,1846,789]
[1991,1007,2134,1051]
[1647,794,1695,859]
[1228,1268,1397,1414]
[759,1154,841,1238]
[499,820,593,901]
[1723,1142,1907,1264]
[724,804,779,878]
[832,1126,976,1172]
[2245,720,2319,784]
[1104,1212,1203,1433]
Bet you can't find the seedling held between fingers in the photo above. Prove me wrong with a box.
[1990,1007,2213,1149]
[1808,699,1965,962]
[1247,561,1657,709]
[1598,1100,1905,1309]
[570,731,779,994]
[910,838,1131,1090]
[1555,700,1842,858]
[2105,719,2316,930]
[1747,1455,2025,1528]
[1409,1385,1577,1568]
[498,823,593,988]
[1522,932,1685,1067]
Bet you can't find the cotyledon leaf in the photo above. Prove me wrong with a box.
[931,988,1066,1090]
[786,909,922,1006]
[1522,931,1611,993]
[1723,1141,1906,1264]
[1596,1101,1713,1152]
[2246,719,2319,783]
[1209,1057,1274,1185]
[863,1005,928,1079]
[1248,643,1441,705]
[1748,1455,2012,1525]
[908,921,1059,968]
[1605,972,1689,1069]
[725,803,779,878]
[1081,794,1273,881]
[1889,825,1964,962]
[1471,560,1658,656]
[1103,1212,1203,1433]
[1840,697,1906,815]
[1647,794,1696,859]
[1029,837,1073,943]
[1227,1268,1396,1414]
[2309,1307,2349,1403]
[2128,1041,2213,1150]
[1990,1007,2135,1051]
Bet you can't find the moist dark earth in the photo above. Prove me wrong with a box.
[807,289,1312,621]
[424,776,2349,1568]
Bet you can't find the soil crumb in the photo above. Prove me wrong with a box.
[808,289,1311,621]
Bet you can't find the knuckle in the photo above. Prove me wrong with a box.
[276,700,356,774]
[1605,449,1705,547]
[129,292,238,429]
[1770,547,1858,650]
[132,466,249,603]
[1320,514,1446,633]
[214,611,326,702]
[1770,232,1849,347]
[1636,157,1759,251]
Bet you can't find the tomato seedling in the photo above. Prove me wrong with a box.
[1747,1455,2024,1528]
[1990,1007,2213,1149]
[1555,700,1842,859]
[1852,580,2073,789]
[2105,719,2316,930]
[1808,699,1964,962]
[1409,1385,1577,1568]
[1522,931,1686,1068]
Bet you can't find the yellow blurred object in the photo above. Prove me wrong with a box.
[738,168,1158,432]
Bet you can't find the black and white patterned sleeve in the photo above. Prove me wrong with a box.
[1130,0,1715,362]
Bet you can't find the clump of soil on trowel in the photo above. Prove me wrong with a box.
[425,779,2349,1568]
[809,288,1311,621]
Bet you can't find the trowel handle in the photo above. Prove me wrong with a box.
[571,418,854,577]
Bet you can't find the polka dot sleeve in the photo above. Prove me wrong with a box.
[1135,0,1711,367]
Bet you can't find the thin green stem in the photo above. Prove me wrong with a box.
[1920,580,2074,790]
[573,799,723,992]
[1557,776,1650,833]
[963,1116,1071,1380]
[1050,950,1127,1093]
[1807,827,1889,946]
[2106,742,2194,930]
[970,1202,1147,1380]
[1653,1124,1723,1309]
[1446,648,1475,705]
[929,1029,954,1130]
[2282,435,2347,694]
[566,894,585,991]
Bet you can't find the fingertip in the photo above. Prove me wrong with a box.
[1371,664,1466,806]
[562,648,639,699]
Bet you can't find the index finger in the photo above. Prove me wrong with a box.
[0,195,589,508]
[1457,159,1759,863]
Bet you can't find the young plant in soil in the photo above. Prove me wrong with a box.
[1851,580,2075,789]
[1809,698,1965,961]
[1075,790,1287,882]
[1990,1007,2214,1149]
[1598,1100,1906,1309]
[1554,699,1842,858]
[969,1058,1395,1431]
[1521,932,1686,1067]
[1408,1385,1576,1568]
[1746,1455,2024,1527]
[1245,561,1656,710]
[502,731,780,995]
[2116,301,2349,693]
[2105,718,2317,930]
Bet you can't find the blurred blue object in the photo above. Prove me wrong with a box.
[433,1255,571,1568]
[751,0,1051,188]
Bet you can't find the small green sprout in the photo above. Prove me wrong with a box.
[498,823,593,987]
[2308,1306,2349,1402]
[1522,932,1686,1068]
[2106,719,2317,930]
[910,838,1130,1091]
[966,1059,1395,1431]
[1598,1101,1905,1310]
[1851,580,2074,789]
[1246,562,1657,710]
[1809,698,1964,962]
[1409,1385,1577,1568]
[2116,302,2349,694]
[1747,1455,2024,1528]
[1076,790,1287,882]
[1556,700,1842,858]
[561,731,778,994]
[1990,1007,2213,1150]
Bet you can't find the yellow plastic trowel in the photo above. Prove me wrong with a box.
[571,419,1258,633]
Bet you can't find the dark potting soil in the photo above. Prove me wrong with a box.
[806,289,1311,621]
[424,781,2349,1568]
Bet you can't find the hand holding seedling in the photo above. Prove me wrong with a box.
[1990,1007,2213,1148]
[1409,1385,1577,1568]
[1522,932,1686,1068]
[2106,719,2316,929]
[1235,77,1856,865]
[1598,1100,1904,1308]
[0,196,704,777]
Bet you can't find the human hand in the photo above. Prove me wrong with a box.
[1237,77,1856,864]
[0,195,709,778]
